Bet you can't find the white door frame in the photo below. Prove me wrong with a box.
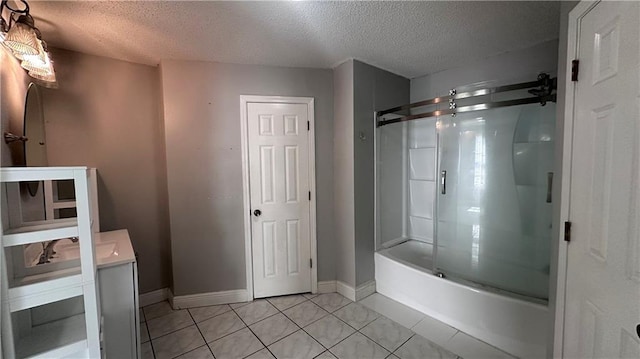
[552,1,601,356]
[240,95,317,301]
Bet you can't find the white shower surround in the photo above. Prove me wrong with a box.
[375,244,548,359]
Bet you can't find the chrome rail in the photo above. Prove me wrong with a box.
[376,73,556,127]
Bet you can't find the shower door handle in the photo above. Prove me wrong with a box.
[441,170,447,195]
[546,172,553,203]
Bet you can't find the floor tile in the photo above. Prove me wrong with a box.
[310,293,352,313]
[267,294,308,311]
[360,316,414,352]
[394,335,457,359]
[140,321,150,343]
[268,330,325,359]
[147,309,194,339]
[303,293,319,300]
[411,316,458,348]
[359,294,425,329]
[230,301,250,309]
[316,351,337,359]
[188,304,232,323]
[304,315,355,348]
[208,327,264,359]
[144,301,175,321]
[387,355,400,359]
[250,313,299,346]
[234,299,279,325]
[283,300,329,327]
[152,325,205,359]
[197,310,246,343]
[329,332,389,359]
[140,308,146,323]
[141,341,154,359]
[446,332,514,358]
[246,348,276,359]
[175,345,215,359]
[333,302,380,330]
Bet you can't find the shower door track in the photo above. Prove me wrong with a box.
[376,73,557,127]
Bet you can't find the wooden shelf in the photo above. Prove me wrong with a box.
[52,200,77,209]
[3,219,78,247]
[8,271,83,312]
[0,166,87,182]
[15,314,88,359]
[1,166,101,358]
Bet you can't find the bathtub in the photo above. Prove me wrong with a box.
[375,240,548,358]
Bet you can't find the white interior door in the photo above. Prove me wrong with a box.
[247,102,312,298]
[563,1,640,358]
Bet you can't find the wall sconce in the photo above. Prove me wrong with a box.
[0,0,56,87]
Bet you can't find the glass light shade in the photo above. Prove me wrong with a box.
[22,49,55,81]
[3,22,39,56]
[29,70,57,88]
[19,39,47,70]
[0,18,7,43]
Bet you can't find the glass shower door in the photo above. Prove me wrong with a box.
[435,103,555,300]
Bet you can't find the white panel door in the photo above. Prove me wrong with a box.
[248,102,312,298]
[564,1,640,358]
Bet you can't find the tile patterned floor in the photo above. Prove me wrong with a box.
[140,293,515,359]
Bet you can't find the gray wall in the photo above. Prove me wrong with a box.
[160,60,334,296]
[40,48,172,294]
[333,60,356,287]
[333,59,409,288]
[412,40,559,99]
[1,49,30,166]
[353,60,409,286]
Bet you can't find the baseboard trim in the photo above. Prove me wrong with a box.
[139,288,170,307]
[336,280,356,301]
[317,280,337,293]
[355,280,376,301]
[146,280,372,309]
[171,289,248,309]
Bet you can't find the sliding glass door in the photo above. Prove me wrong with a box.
[435,103,555,300]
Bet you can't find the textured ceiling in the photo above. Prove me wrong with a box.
[28,1,560,78]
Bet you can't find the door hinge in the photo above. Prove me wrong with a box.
[309,191,311,201]
[564,221,572,242]
[307,121,310,131]
[571,59,579,81]
[309,258,312,268]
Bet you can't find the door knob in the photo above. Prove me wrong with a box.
[253,209,262,217]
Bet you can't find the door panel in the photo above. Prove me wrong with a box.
[248,102,311,298]
[564,2,640,358]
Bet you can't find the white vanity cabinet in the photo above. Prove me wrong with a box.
[1,167,140,358]
[96,230,140,359]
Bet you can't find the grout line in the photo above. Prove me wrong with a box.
[259,304,324,352]
[230,303,279,359]
[142,301,177,322]
[196,312,247,345]
[176,345,212,359]
[410,316,424,330]
[390,333,415,355]
[187,304,233,323]
[146,324,158,359]
[185,310,213,358]
[147,317,195,341]
[281,303,330,329]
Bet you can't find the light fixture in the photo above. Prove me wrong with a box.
[4,14,38,55]
[1,0,56,85]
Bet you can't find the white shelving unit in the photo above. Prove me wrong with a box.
[1,167,102,359]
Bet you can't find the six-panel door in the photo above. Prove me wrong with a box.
[248,102,312,298]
